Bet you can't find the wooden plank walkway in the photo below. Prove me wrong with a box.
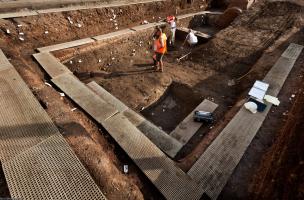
[3,134,106,200]
[187,43,303,200]
[170,99,218,145]
[0,0,165,18]
[177,10,223,20]
[0,49,107,199]
[130,22,165,31]
[92,29,135,41]
[0,11,38,19]
[37,0,165,14]
[37,38,95,53]
[87,81,183,158]
[35,11,215,53]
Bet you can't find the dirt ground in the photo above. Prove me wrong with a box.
[54,1,303,164]
[0,1,207,199]
[0,0,304,199]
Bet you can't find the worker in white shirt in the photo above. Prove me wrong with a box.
[182,29,198,47]
[167,16,177,46]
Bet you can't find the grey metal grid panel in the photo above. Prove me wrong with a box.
[170,99,218,145]
[122,108,145,126]
[137,120,183,158]
[87,81,128,112]
[103,113,200,200]
[0,50,14,71]
[187,106,269,200]
[281,43,304,60]
[33,53,72,78]
[0,67,59,161]
[52,73,118,123]
[92,29,135,41]
[3,134,107,200]
[37,38,95,52]
[188,44,303,200]
[87,81,182,158]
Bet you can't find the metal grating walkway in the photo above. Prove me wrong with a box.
[102,113,200,200]
[187,43,303,199]
[33,18,303,199]
[0,64,59,161]
[3,134,106,200]
[33,52,72,77]
[87,81,183,158]
[51,76,200,199]
[0,49,107,199]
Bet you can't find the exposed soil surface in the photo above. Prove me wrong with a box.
[0,1,207,199]
[0,0,303,199]
[54,1,304,166]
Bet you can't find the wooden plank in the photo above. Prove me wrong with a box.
[33,52,72,78]
[170,99,218,144]
[0,11,38,19]
[52,73,118,123]
[37,0,165,14]
[177,11,223,20]
[103,113,200,200]
[3,134,106,200]
[87,81,128,112]
[187,43,303,200]
[0,67,58,162]
[131,23,160,31]
[37,38,95,52]
[93,29,134,41]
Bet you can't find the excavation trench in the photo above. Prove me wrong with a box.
[52,20,260,159]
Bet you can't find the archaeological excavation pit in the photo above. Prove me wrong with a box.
[1,1,304,200]
[49,10,281,162]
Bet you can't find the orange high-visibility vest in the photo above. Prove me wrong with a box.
[154,33,167,54]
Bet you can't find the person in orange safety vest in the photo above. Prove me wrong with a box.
[152,27,167,72]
